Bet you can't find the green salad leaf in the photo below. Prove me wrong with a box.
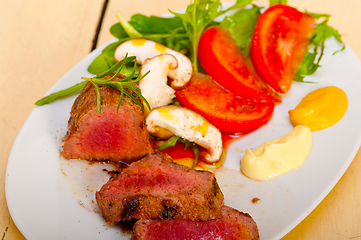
[155,135,200,169]
[220,4,262,57]
[88,13,190,75]
[155,135,180,151]
[129,14,184,35]
[87,0,344,84]
[109,22,128,39]
[295,13,345,82]
[88,41,125,74]
[269,0,288,5]
[170,0,252,71]
[116,12,143,38]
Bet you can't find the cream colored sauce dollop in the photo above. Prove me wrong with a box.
[241,125,312,180]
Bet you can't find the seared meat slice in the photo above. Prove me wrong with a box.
[132,206,259,240]
[62,74,153,164]
[96,152,224,223]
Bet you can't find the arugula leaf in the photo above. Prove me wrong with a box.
[87,40,142,76]
[88,12,142,75]
[90,13,190,75]
[110,14,185,37]
[190,144,200,169]
[310,13,344,47]
[128,14,191,52]
[269,0,288,5]
[87,54,114,75]
[296,13,345,81]
[130,15,190,53]
[110,23,128,39]
[170,0,252,72]
[220,4,262,57]
[116,12,143,38]
[89,0,253,74]
[88,41,124,74]
[155,135,200,169]
[155,135,180,151]
[164,27,191,54]
[130,14,185,34]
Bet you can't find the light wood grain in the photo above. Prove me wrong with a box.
[1,0,360,239]
[0,0,104,239]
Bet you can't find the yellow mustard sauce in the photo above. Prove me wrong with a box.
[288,86,348,131]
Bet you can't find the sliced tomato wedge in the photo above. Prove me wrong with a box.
[175,72,275,134]
[250,4,316,93]
[198,25,281,103]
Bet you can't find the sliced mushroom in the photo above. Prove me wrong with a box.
[114,38,192,88]
[146,105,223,163]
[139,54,178,110]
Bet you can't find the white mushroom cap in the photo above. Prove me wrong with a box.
[146,105,223,163]
[114,38,192,88]
[139,54,178,109]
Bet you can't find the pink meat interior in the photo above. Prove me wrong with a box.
[108,161,204,195]
[63,107,150,160]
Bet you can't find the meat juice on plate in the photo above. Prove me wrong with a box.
[59,157,116,213]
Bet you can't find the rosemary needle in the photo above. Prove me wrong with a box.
[35,55,151,113]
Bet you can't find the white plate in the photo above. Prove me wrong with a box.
[6,4,361,240]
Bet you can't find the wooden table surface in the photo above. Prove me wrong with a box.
[1,0,360,239]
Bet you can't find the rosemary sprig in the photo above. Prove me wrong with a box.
[35,81,87,106]
[35,55,151,114]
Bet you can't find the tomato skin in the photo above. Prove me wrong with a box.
[198,25,281,103]
[175,72,275,133]
[250,4,316,93]
[153,140,195,160]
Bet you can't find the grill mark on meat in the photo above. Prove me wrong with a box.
[161,200,177,218]
[131,206,260,240]
[121,197,140,219]
[62,73,153,164]
[96,152,224,223]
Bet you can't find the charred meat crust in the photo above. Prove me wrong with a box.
[96,153,224,223]
[122,197,141,219]
[131,206,260,240]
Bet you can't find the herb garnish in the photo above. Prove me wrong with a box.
[35,55,151,114]
[34,81,88,106]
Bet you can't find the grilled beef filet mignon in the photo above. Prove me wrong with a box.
[62,74,153,164]
[132,206,259,240]
[96,152,224,223]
